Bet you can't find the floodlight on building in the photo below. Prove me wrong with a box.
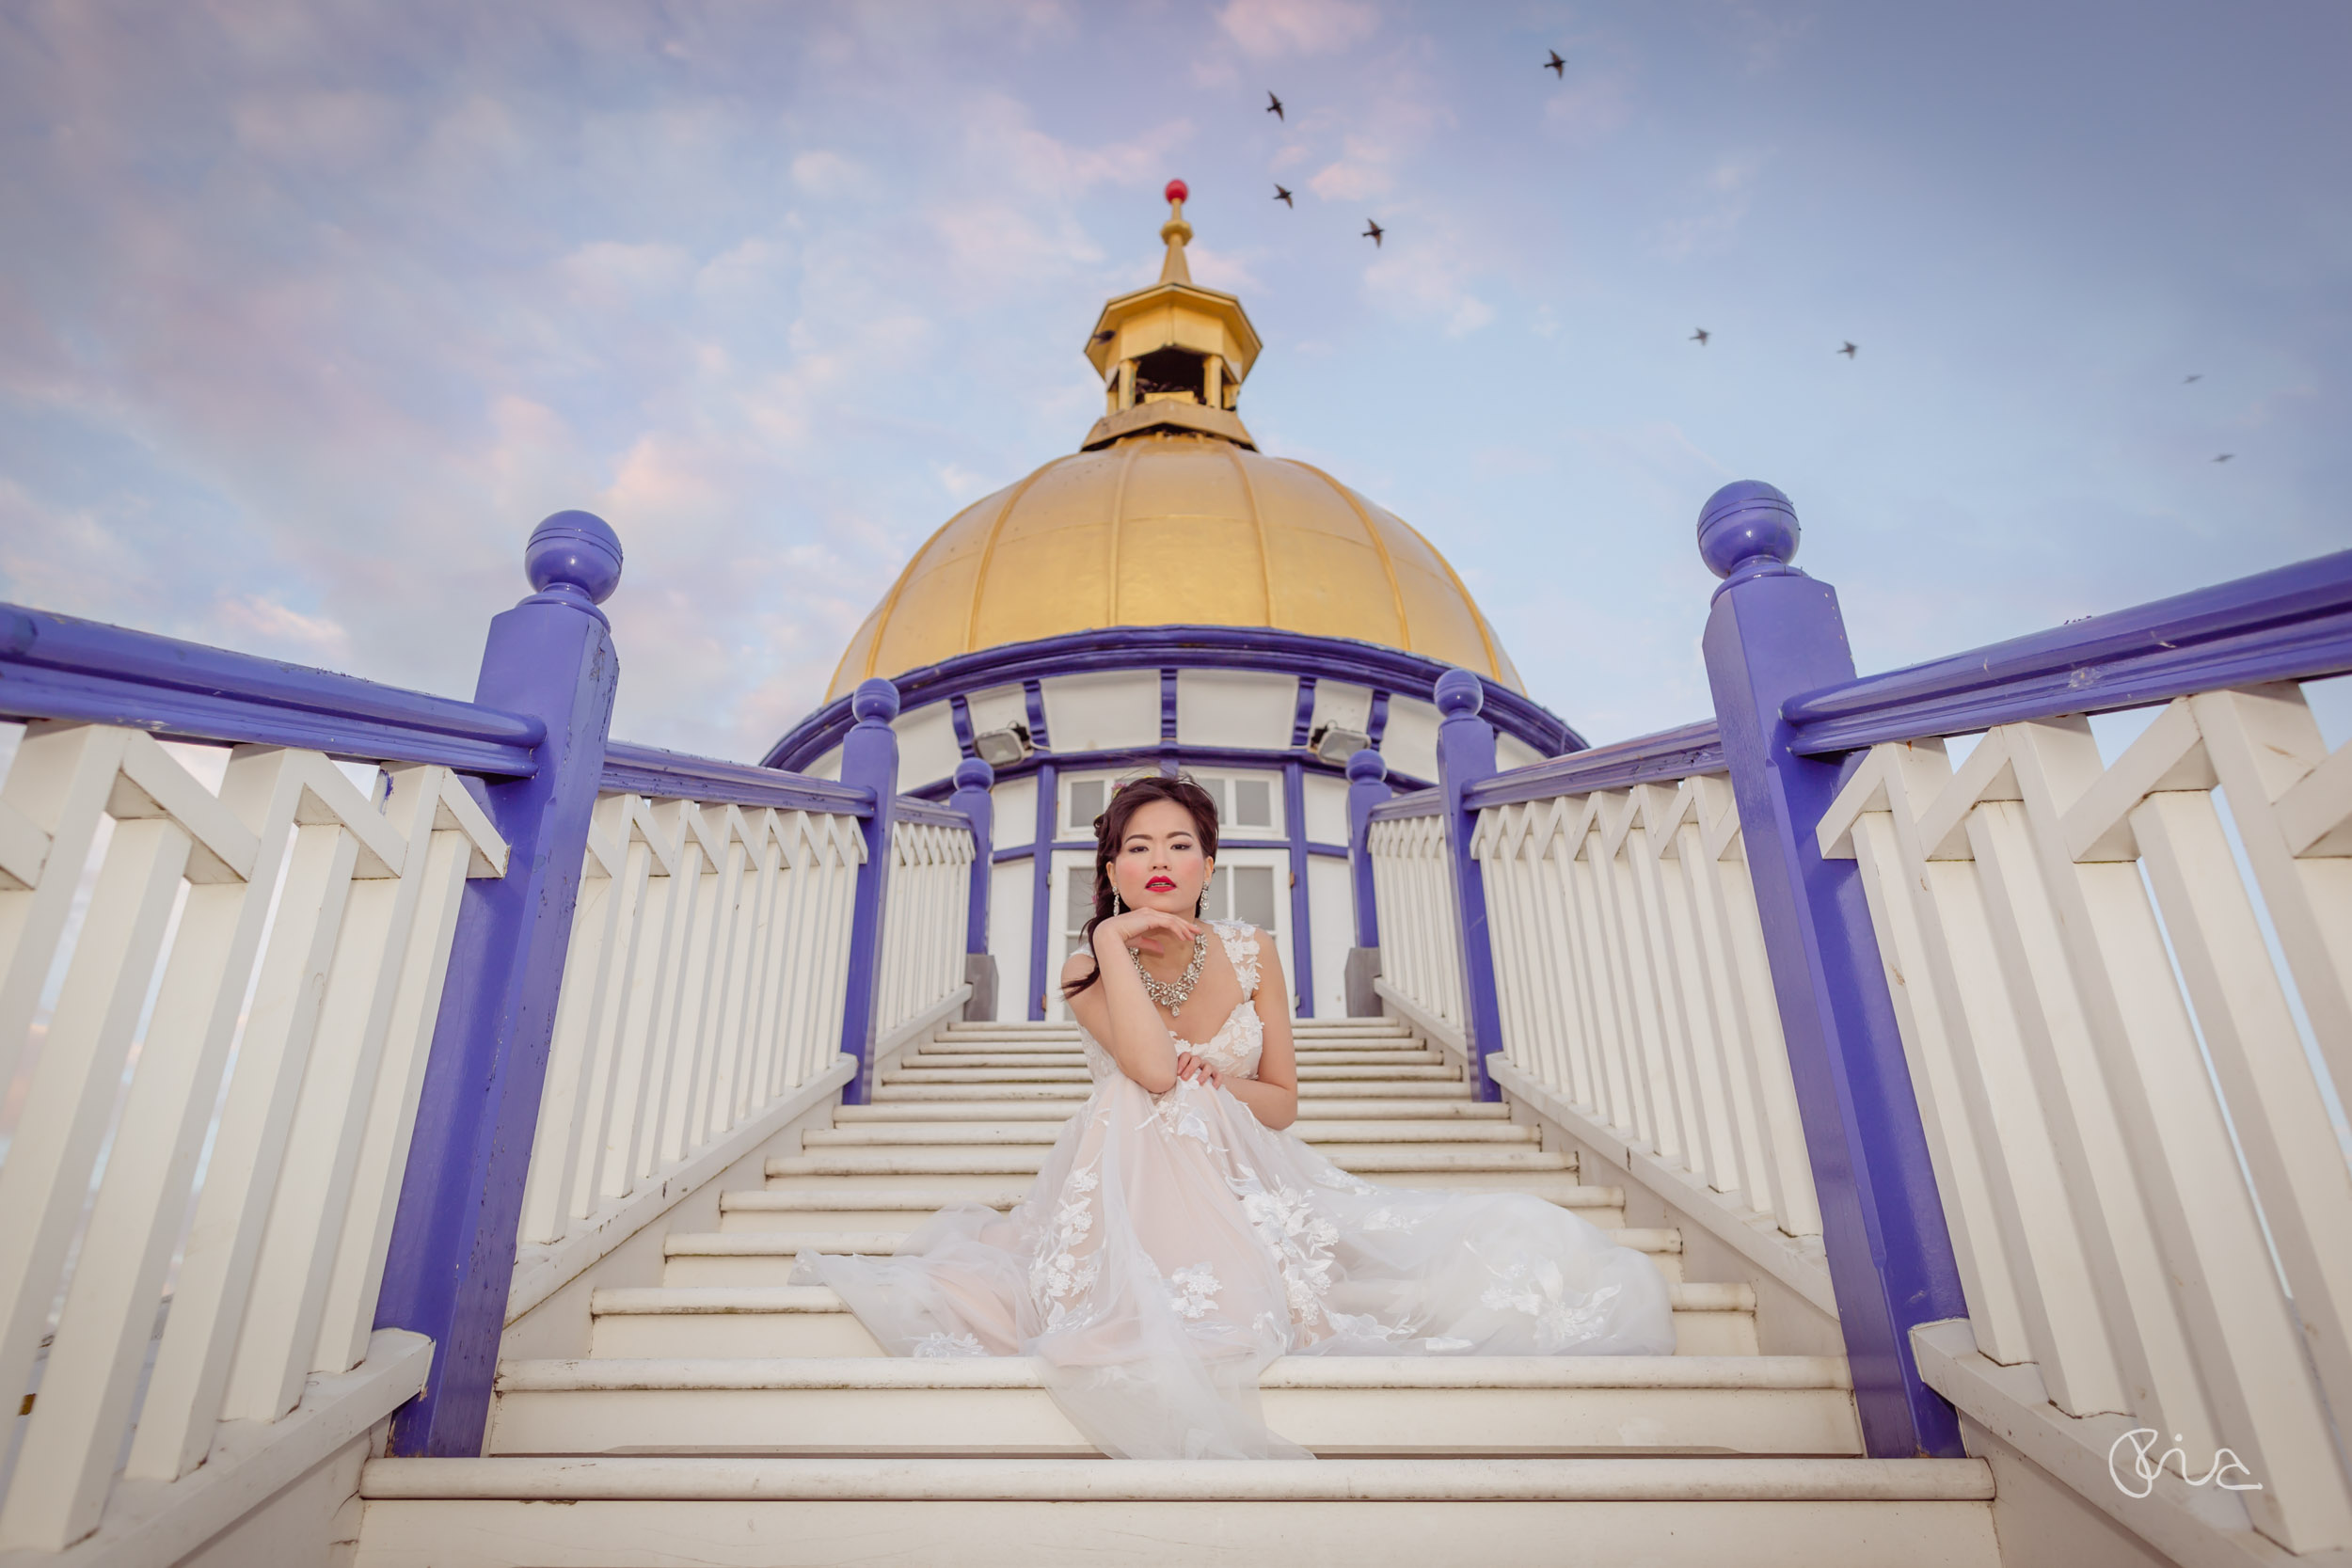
[972,722,1034,768]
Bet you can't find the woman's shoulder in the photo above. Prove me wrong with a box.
[1059,946,1100,983]
[1211,921,1279,968]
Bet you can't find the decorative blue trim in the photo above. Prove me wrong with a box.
[1160,667,1179,741]
[599,741,872,816]
[1345,750,1391,947]
[1289,675,1317,747]
[1696,481,1964,1460]
[1463,721,1723,809]
[1781,547,2352,754]
[1028,761,1057,1021]
[376,515,622,1456]
[949,694,976,758]
[834,680,904,1105]
[1368,786,1443,822]
[947,758,994,957]
[1432,672,1505,1101]
[994,835,1348,862]
[1023,679,1052,752]
[762,626,1583,772]
[1283,758,1314,1018]
[1367,689,1391,746]
[899,742,1433,801]
[0,601,543,775]
[894,798,971,831]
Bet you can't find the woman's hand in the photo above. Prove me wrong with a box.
[1092,907,1201,962]
[1173,1052,1224,1092]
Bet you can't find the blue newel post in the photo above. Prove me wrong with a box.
[376,511,623,1456]
[835,677,902,1103]
[1696,480,1966,1459]
[1433,670,1505,1101]
[1343,747,1391,1017]
[948,755,996,1021]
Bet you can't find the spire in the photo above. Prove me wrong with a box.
[1079,179,1262,451]
[1158,178,1193,286]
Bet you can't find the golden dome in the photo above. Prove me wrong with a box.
[822,182,1524,701]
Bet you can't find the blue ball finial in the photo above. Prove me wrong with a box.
[851,676,900,724]
[1345,747,1387,784]
[953,755,994,791]
[525,510,624,607]
[1696,481,1800,581]
[1433,668,1485,720]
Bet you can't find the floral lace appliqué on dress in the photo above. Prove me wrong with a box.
[799,918,1676,1461]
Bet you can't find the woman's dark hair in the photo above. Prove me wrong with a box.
[1059,772,1220,1000]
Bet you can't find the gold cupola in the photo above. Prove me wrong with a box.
[1079,179,1263,451]
[822,182,1524,702]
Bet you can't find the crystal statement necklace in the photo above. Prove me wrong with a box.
[1131,931,1209,1016]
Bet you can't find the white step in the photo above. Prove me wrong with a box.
[767,1146,1571,1178]
[879,1064,1466,1084]
[830,1098,1514,1122]
[356,1455,1998,1568]
[899,1049,1449,1068]
[484,1354,1860,1458]
[720,1181,1627,1232]
[586,1284,1761,1358]
[661,1227,1683,1286]
[802,1119,1539,1148]
[872,1079,1475,1101]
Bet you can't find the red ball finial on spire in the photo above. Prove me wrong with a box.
[1165,179,1188,204]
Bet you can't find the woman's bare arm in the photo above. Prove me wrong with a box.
[1061,908,1199,1095]
[1176,930,1298,1131]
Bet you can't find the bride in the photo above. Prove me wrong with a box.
[800,773,1675,1460]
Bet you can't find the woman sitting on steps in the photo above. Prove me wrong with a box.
[799,772,1675,1460]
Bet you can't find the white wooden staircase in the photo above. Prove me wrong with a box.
[354,1018,1999,1565]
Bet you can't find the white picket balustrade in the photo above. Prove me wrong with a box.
[873,816,977,1046]
[516,794,868,1256]
[1470,775,1822,1245]
[1365,811,1464,1047]
[1817,683,2352,1551]
[0,722,505,1551]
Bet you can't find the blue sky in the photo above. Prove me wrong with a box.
[2,0,2345,759]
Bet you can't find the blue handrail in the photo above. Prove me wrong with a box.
[1782,547,2352,754]
[0,602,543,774]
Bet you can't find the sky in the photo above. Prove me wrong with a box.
[2,0,2346,761]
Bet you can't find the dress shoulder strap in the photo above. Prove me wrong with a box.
[1215,920,1262,1000]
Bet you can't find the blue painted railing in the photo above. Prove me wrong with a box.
[0,511,988,1494]
[1384,477,2352,1517]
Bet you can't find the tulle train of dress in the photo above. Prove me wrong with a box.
[797,922,1676,1461]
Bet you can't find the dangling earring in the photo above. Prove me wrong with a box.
[1111,886,1123,916]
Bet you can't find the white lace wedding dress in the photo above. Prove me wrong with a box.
[798,921,1675,1460]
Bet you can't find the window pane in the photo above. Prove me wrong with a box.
[1232,778,1272,829]
[1203,865,1231,920]
[1069,779,1105,835]
[1234,865,1279,930]
[1065,865,1095,943]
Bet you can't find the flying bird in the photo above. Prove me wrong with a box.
[1273,183,1294,207]
[1838,341,1857,358]
[2214,453,2235,464]
[1361,219,1384,247]
[1545,49,1566,76]
[1690,328,1710,346]
[1266,91,1284,120]
[2184,373,2203,383]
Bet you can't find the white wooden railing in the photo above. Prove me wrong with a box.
[516,794,868,1260]
[1820,684,2352,1550]
[1365,809,1466,1046]
[1471,768,1824,1251]
[0,724,504,1551]
[872,814,977,1049]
